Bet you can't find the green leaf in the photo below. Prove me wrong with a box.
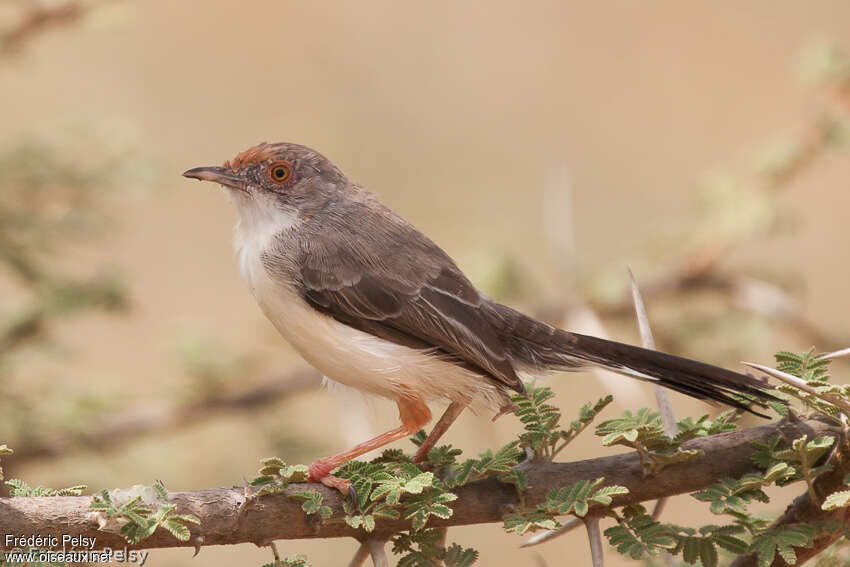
[749,524,815,567]
[263,554,311,567]
[5,478,86,497]
[699,538,718,567]
[345,515,363,529]
[425,444,463,469]
[88,482,199,544]
[604,506,677,560]
[404,472,435,494]
[404,491,457,530]
[291,489,328,518]
[775,348,831,382]
[497,469,528,494]
[448,442,522,488]
[444,543,479,567]
[822,490,850,510]
[503,511,559,535]
[682,536,699,564]
[512,385,611,460]
[541,477,628,517]
[712,533,750,554]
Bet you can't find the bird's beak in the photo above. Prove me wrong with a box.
[182,166,246,191]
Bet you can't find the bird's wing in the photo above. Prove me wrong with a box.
[295,207,523,393]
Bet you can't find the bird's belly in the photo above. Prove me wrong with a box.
[245,263,506,410]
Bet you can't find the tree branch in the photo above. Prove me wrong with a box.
[729,420,850,567]
[0,418,839,552]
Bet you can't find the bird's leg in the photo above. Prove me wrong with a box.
[413,401,467,463]
[308,394,432,494]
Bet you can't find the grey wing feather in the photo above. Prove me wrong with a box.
[295,204,523,393]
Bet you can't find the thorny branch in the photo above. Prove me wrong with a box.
[0,418,840,552]
[728,424,850,567]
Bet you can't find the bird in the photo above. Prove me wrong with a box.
[183,142,774,494]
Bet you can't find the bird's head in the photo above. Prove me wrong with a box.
[183,142,347,220]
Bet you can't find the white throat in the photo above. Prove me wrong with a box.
[229,190,299,282]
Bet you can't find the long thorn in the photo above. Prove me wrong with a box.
[817,347,850,361]
[520,517,583,548]
[629,268,675,525]
[347,542,370,567]
[584,516,605,567]
[742,361,850,417]
[367,538,389,567]
[629,268,677,437]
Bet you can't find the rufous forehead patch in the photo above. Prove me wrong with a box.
[223,142,277,171]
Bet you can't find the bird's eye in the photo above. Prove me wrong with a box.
[268,161,292,183]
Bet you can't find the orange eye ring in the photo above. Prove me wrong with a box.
[267,161,292,183]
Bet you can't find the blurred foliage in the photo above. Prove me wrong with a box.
[465,39,850,364]
[0,139,133,448]
[170,325,259,403]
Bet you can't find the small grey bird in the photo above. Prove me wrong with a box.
[184,142,773,493]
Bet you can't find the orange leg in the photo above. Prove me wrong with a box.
[308,394,432,494]
[413,401,467,463]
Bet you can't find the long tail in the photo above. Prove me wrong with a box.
[481,301,776,415]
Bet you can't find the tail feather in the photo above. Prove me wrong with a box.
[481,301,777,416]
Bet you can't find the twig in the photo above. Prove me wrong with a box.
[727,426,850,567]
[0,418,838,551]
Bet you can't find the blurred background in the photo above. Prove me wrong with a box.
[2,1,849,566]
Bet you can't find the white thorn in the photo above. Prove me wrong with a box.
[817,347,850,361]
[520,517,583,548]
[584,516,605,567]
[629,268,676,437]
[367,538,389,567]
[742,361,850,417]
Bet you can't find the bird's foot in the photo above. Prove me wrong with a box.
[308,459,353,497]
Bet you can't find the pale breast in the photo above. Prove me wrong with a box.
[231,197,508,412]
[236,244,505,412]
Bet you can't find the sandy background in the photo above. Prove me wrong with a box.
[3,1,850,566]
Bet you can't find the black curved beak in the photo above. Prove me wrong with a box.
[182,166,246,191]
